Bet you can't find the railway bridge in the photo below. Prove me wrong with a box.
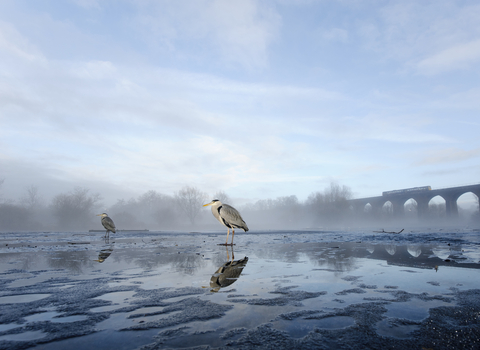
[349,184,480,218]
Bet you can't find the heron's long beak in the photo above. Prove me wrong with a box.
[96,214,102,216]
[203,202,213,207]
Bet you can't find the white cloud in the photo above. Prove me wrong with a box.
[133,0,281,69]
[321,27,348,43]
[2,0,480,204]
[415,147,480,166]
[357,1,480,72]
[71,0,101,10]
[417,39,480,74]
[0,21,45,63]
[71,60,117,80]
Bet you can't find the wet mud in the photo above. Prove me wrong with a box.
[0,229,479,349]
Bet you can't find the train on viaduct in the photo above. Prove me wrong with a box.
[348,184,480,218]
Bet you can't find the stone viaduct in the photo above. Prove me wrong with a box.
[348,184,480,219]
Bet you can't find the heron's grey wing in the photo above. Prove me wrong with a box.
[219,204,248,231]
[102,216,116,232]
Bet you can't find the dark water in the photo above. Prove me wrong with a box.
[0,229,479,349]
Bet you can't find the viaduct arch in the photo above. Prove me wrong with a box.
[348,184,480,219]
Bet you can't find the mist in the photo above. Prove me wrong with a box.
[0,178,479,232]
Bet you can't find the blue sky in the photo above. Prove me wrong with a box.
[1,0,480,206]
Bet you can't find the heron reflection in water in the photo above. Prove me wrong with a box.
[209,246,248,292]
[96,213,116,238]
[203,200,249,246]
[94,241,114,263]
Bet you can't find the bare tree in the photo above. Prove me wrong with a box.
[213,190,231,204]
[175,186,208,225]
[51,187,102,230]
[21,185,42,209]
[0,178,4,203]
[306,182,353,226]
[324,182,352,203]
[306,191,325,211]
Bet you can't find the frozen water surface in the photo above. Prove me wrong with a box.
[0,229,479,349]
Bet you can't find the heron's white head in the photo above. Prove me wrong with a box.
[203,199,221,207]
[96,213,108,217]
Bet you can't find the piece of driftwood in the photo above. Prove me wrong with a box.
[373,228,404,234]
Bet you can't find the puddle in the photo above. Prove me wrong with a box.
[384,300,449,321]
[0,330,47,341]
[313,316,355,329]
[25,311,88,323]
[93,290,136,303]
[95,312,136,330]
[51,315,88,323]
[1,233,480,349]
[90,291,137,312]
[276,316,355,337]
[376,319,419,339]
[0,323,22,332]
[128,306,165,317]
[90,304,127,313]
[0,294,51,304]
[129,310,182,324]
[25,311,59,322]
[122,268,145,275]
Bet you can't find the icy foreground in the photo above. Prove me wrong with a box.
[0,229,479,350]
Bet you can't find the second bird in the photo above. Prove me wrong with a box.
[97,213,116,238]
[203,200,249,245]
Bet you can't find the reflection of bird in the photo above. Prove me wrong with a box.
[95,248,113,263]
[210,257,248,292]
[203,200,249,245]
[96,213,116,238]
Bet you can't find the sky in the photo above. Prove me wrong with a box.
[1,0,480,207]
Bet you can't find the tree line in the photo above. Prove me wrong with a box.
[0,180,359,231]
[0,179,478,232]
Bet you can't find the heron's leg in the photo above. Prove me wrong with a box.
[231,228,235,245]
[225,228,230,245]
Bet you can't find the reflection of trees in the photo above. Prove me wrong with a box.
[304,247,356,274]
[108,248,207,275]
[170,253,206,275]
[47,250,93,273]
[250,242,358,274]
[252,241,472,274]
[0,252,40,271]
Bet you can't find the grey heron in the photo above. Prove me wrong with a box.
[96,213,116,238]
[203,199,249,245]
